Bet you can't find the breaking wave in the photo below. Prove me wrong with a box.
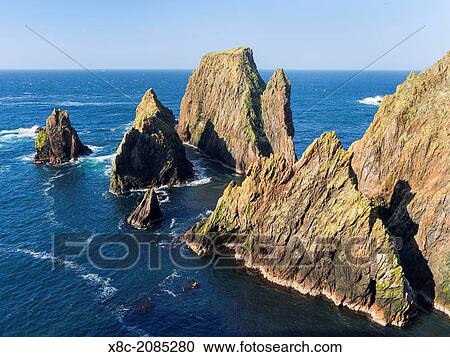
[357,95,384,106]
[0,125,39,143]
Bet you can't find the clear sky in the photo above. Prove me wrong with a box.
[0,0,448,70]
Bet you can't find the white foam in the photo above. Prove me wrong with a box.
[18,153,35,162]
[0,125,39,143]
[88,153,115,162]
[89,145,104,153]
[358,95,384,106]
[15,247,117,300]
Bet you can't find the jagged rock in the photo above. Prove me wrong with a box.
[183,132,411,326]
[127,189,162,229]
[177,47,296,173]
[110,89,194,194]
[261,69,297,165]
[34,109,92,165]
[350,51,450,315]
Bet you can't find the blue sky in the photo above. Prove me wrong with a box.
[0,0,448,70]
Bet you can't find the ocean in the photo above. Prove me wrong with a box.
[0,69,449,336]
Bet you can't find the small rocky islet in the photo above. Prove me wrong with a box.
[32,47,450,327]
[34,108,92,165]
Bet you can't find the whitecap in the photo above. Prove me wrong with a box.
[162,289,177,297]
[88,145,104,153]
[15,247,117,300]
[0,125,39,143]
[18,152,35,162]
[358,95,384,106]
[88,153,115,162]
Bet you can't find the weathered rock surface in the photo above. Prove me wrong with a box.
[261,69,297,165]
[34,109,92,165]
[177,47,296,173]
[350,51,450,315]
[127,189,163,229]
[184,132,411,326]
[110,89,194,194]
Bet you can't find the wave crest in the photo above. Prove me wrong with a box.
[358,95,384,106]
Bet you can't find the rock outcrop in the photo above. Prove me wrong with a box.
[183,132,411,326]
[177,47,296,173]
[127,189,163,229]
[350,51,450,315]
[34,109,92,165]
[110,89,194,195]
[261,69,297,165]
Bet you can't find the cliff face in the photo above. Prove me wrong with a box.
[350,51,450,314]
[177,47,296,173]
[184,132,411,326]
[34,109,92,165]
[110,89,194,194]
[261,69,297,165]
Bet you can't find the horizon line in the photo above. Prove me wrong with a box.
[0,68,417,72]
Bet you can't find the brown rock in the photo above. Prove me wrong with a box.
[34,109,92,165]
[261,69,297,165]
[110,89,194,194]
[184,132,411,326]
[127,189,162,229]
[350,51,450,315]
[177,47,296,173]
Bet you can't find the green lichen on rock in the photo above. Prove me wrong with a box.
[35,129,48,151]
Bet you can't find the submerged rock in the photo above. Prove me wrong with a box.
[127,189,162,229]
[183,132,411,326]
[34,109,92,165]
[110,89,194,194]
[177,47,296,173]
[350,50,450,315]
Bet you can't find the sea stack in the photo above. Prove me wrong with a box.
[127,189,163,229]
[110,89,194,195]
[183,133,411,326]
[34,109,92,165]
[177,47,296,173]
[350,50,450,315]
[261,69,297,165]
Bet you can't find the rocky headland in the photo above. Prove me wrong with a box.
[177,47,296,173]
[350,51,450,316]
[34,109,92,165]
[182,51,450,326]
[110,89,194,195]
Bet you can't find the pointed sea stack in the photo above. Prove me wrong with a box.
[350,51,450,316]
[110,89,194,195]
[127,189,163,229]
[177,47,296,173]
[261,69,297,165]
[183,132,411,326]
[34,109,92,165]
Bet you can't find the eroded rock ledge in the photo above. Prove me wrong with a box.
[177,47,296,173]
[110,89,194,195]
[183,132,411,326]
[34,109,92,165]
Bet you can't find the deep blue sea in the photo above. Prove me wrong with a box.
[1,70,449,336]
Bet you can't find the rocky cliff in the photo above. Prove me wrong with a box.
[177,47,296,173]
[184,132,411,326]
[350,51,450,315]
[127,189,163,229]
[110,89,194,194]
[34,109,92,165]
